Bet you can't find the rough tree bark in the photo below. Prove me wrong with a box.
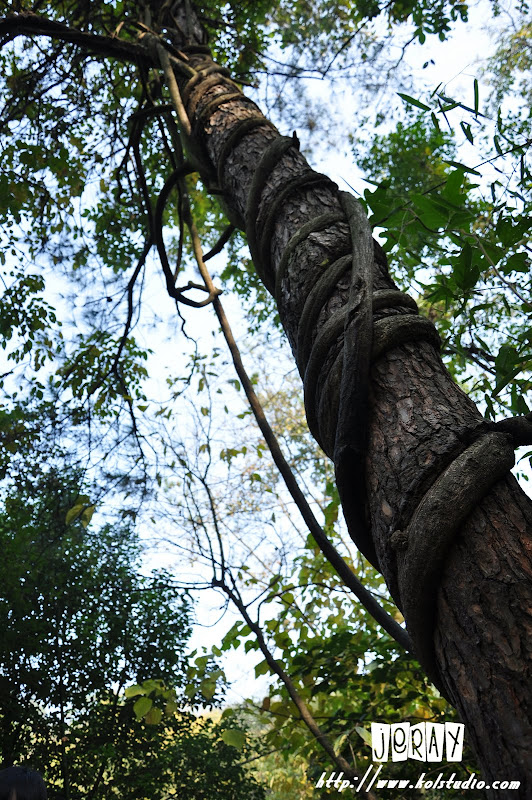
[4,3,532,795]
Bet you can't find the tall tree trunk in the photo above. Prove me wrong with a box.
[156,12,532,794]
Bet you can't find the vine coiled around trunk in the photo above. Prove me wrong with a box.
[161,34,532,695]
[231,116,532,692]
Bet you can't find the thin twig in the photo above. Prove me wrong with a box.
[472,231,531,306]
[110,236,153,375]
[212,575,376,798]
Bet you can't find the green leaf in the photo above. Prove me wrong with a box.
[124,684,145,698]
[65,495,92,525]
[496,216,527,247]
[443,160,481,176]
[80,504,96,529]
[133,697,153,719]
[442,170,464,203]
[255,659,270,677]
[333,732,348,755]
[200,678,217,700]
[220,729,246,750]
[65,504,84,525]
[397,92,431,111]
[164,698,178,717]
[430,111,441,132]
[473,78,479,115]
[144,707,163,725]
[453,243,480,290]
[503,252,528,274]
[355,726,373,747]
[494,344,523,395]
[460,121,474,144]
[411,194,449,229]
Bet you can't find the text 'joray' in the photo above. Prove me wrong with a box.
[371,722,464,762]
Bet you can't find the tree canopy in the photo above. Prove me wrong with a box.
[0,412,268,798]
